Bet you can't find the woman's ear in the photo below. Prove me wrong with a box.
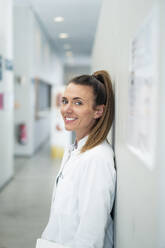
[94,105,105,119]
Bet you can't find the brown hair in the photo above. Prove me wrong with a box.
[69,70,114,152]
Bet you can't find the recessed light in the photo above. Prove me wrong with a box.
[59,33,68,39]
[66,51,73,57]
[54,16,64,22]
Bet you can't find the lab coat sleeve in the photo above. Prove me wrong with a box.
[73,153,116,248]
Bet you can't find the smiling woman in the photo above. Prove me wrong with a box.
[38,70,116,248]
[61,83,101,141]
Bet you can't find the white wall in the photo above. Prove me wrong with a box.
[92,0,164,247]
[156,1,165,246]
[14,6,64,156]
[0,0,14,188]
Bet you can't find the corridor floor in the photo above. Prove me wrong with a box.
[0,143,61,248]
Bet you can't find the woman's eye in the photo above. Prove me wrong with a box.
[61,99,68,105]
[74,101,82,106]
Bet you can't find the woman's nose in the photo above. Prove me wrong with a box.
[64,102,73,113]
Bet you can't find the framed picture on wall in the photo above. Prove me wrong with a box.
[127,6,159,169]
[33,78,52,120]
[5,59,13,71]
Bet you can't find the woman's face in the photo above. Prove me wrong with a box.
[60,83,103,141]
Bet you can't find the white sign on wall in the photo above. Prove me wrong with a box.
[127,6,159,169]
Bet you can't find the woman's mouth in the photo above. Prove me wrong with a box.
[64,117,78,124]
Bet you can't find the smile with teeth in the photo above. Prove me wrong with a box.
[64,117,78,124]
[65,117,77,121]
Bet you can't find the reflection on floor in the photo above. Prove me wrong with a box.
[0,143,61,248]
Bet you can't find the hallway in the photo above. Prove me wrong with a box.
[0,143,61,248]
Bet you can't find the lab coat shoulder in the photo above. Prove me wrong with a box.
[85,141,114,159]
[78,141,116,192]
[80,141,115,173]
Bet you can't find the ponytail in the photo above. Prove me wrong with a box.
[81,70,114,152]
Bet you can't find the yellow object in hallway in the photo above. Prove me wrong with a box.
[51,146,64,159]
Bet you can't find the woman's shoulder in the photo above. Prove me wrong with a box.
[79,141,115,178]
[90,140,113,155]
[83,140,114,162]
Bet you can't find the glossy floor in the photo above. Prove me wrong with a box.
[0,143,61,248]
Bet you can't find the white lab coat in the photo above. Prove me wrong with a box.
[41,136,116,248]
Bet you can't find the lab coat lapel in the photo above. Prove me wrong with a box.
[56,136,88,179]
[56,145,73,179]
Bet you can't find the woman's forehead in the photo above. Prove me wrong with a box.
[63,83,94,100]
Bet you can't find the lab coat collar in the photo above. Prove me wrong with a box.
[56,135,88,180]
[76,135,88,151]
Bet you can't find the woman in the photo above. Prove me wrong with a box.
[40,70,116,248]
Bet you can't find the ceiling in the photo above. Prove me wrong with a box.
[14,0,102,65]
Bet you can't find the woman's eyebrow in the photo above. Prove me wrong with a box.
[62,96,84,101]
[72,97,83,100]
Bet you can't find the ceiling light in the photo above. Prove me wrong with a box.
[66,51,73,57]
[54,16,64,22]
[59,33,68,39]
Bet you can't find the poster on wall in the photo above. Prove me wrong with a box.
[5,59,13,71]
[127,6,159,169]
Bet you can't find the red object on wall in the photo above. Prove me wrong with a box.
[18,123,27,145]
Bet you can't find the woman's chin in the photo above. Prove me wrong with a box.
[65,125,74,131]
